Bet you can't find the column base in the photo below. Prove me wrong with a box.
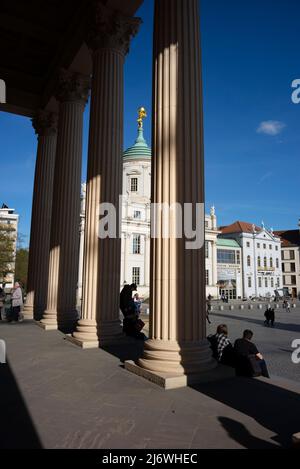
[36,320,58,331]
[39,309,79,333]
[22,305,34,320]
[65,334,99,349]
[137,339,217,375]
[71,319,124,347]
[125,361,233,390]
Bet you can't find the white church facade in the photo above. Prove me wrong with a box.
[78,111,220,303]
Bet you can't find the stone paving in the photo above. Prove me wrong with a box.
[1,320,300,449]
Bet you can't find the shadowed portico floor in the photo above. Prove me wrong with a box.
[0,321,300,449]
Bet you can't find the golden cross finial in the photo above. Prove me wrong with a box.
[137,107,147,129]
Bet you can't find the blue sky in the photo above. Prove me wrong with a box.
[0,0,299,246]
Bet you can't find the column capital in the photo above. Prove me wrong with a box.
[86,3,141,56]
[55,69,91,105]
[32,110,58,137]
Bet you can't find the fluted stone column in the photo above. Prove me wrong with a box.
[70,4,141,347]
[23,111,57,320]
[39,70,90,332]
[126,0,216,387]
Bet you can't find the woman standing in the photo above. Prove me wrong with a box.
[9,282,23,323]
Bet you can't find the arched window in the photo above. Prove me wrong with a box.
[247,255,251,267]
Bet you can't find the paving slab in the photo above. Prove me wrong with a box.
[1,321,300,449]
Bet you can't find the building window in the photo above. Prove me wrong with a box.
[263,244,266,249]
[269,245,272,250]
[257,256,261,268]
[291,276,297,285]
[134,210,141,219]
[205,241,209,259]
[206,270,209,286]
[248,277,252,288]
[277,278,280,287]
[247,255,251,267]
[236,251,240,264]
[270,258,273,269]
[132,267,140,285]
[265,278,268,288]
[132,235,141,254]
[275,246,278,251]
[258,277,262,288]
[271,278,274,288]
[264,257,267,268]
[131,178,138,192]
[290,250,295,260]
[246,242,250,248]
[205,221,209,228]
[217,249,235,264]
[281,251,284,260]
[276,258,279,269]
[257,243,260,248]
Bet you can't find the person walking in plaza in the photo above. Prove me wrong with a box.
[8,282,23,323]
[264,306,275,327]
[286,301,291,313]
[234,330,270,378]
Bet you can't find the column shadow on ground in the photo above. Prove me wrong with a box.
[0,361,42,449]
[102,339,145,364]
[211,312,300,333]
[191,377,300,448]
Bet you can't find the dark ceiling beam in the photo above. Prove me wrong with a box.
[0,13,62,45]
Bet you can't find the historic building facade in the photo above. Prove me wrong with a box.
[275,222,300,299]
[220,221,282,299]
[79,116,219,302]
[0,204,19,289]
[216,238,243,300]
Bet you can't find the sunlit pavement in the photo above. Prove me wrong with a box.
[208,305,300,382]
[0,319,300,449]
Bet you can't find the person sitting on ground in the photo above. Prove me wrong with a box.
[119,284,145,340]
[234,330,270,378]
[208,324,235,367]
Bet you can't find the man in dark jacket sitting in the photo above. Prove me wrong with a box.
[234,330,270,378]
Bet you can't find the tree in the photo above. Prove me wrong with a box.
[15,248,29,290]
[0,222,16,283]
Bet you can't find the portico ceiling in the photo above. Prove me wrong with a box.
[0,0,143,116]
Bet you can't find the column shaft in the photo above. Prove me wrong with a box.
[40,72,89,331]
[23,112,57,320]
[70,4,141,347]
[73,49,124,344]
[138,0,216,376]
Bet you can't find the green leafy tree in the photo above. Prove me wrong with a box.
[0,222,16,283]
[15,248,29,290]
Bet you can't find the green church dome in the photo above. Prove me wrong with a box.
[123,108,152,161]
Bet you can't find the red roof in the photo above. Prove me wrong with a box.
[274,230,300,248]
[220,221,262,235]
